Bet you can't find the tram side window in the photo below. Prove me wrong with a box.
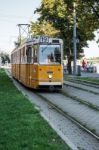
[33,49,37,63]
[54,47,61,64]
[22,47,25,63]
[26,47,32,63]
[11,54,13,64]
[15,52,17,64]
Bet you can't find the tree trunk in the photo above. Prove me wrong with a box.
[67,49,72,74]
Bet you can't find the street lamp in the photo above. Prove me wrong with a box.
[73,2,77,75]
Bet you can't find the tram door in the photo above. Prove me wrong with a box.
[32,45,38,88]
[26,46,32,87]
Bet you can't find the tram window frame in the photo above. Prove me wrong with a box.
[11,54,13,64]
[19,49,21,64]
[26,46,32,64]
[39,44,61,64]
[14,52,16,63]
[54,47,61,64]
[23,47,25,63]
[18,49,21,64]
[20,47,25,64]
[32,44,38,63]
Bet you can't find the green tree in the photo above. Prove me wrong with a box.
[0,52,10,64]
[30,20,60,37]
[34,0,99,74]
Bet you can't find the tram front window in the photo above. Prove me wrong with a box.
[39,45,61,64]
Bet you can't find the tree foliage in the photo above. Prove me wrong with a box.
[0,52,10,64]
[35,0,99,55]
[30,20,60,37]
[31,0,99,74]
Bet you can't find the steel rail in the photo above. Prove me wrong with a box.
[65,78,99,88]
[63,82,99,96]
[36,92,99,141]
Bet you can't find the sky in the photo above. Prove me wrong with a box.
[84,30,99,58]
[0,0,41,54]
[0,0,99,58]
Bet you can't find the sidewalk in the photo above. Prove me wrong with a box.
[81,72,99,78]
[64,71,99,79]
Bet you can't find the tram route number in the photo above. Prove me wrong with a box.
[39,36,49,43]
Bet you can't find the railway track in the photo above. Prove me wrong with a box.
[65,77,99,89]
[63,79,99,135]
[38,91,99,135]
[63,79,99,108]
[37,92,99,138]
[12,80,99,150]
[64,80,99,95]
[5,68,99,150]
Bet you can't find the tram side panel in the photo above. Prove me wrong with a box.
[16,64,19,80]
[11,64,14,77]
[18,64,20,80]
[12,64,16,79]
[12,64,19,81]
[26,64,33,87]
[19,64,27,86]
[19,64,37,88]
[29,64,38,89]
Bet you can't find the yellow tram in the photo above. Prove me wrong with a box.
[11,36,63,90]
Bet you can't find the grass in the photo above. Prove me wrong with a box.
[64,75,99,84]
[0,69,70,150]
[77,77,99,84]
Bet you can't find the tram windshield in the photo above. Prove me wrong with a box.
[39,45,61,64]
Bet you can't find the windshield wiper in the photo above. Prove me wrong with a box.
[41,45,49,53]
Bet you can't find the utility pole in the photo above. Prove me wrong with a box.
[17,24,30,45]
[73,3,77,75]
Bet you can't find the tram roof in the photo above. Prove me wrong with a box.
[26,36,63,44]
[11,36,63,53]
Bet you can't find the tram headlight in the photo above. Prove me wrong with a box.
[48,74,52,79]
